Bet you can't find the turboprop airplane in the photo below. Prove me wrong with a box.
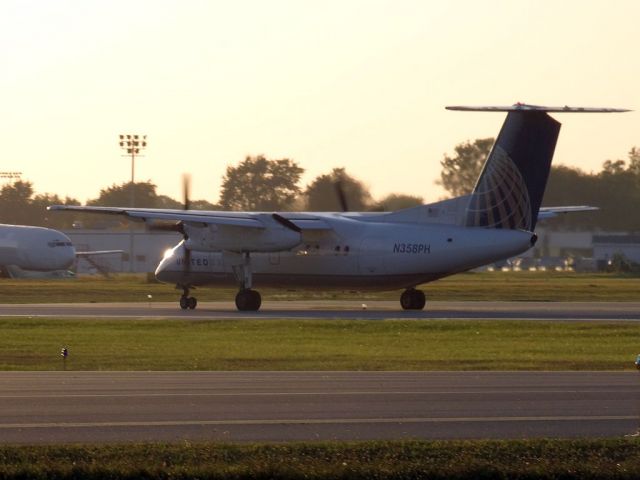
[49,104,628,311]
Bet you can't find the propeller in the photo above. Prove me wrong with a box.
[182,173,191,211]
[334,175,384,212]
[147,174,192,281]
[334,179,349,212]
[181,174,192,282]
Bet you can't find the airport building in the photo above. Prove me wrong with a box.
[592,234,640,269]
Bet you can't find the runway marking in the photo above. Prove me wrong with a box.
[0,300,639,323]
[0,415,636,430]
[0,314,638,322]
[0,388,635,399]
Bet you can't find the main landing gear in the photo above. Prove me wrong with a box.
[179,286,197,310]
[233,252,262,312]
[176,253,263,312]
[400,288,426,310]
[235,288,262,311]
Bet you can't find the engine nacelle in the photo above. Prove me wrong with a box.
[184,223,301,253]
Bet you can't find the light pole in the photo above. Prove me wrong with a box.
[119,134,147,272]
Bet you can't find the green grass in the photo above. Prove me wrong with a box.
[2,318,639,371]
[423,271,640,302]
[1,439,640,479]
[0,271,639,303]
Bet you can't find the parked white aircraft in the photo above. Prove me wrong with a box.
[0,225,76,274]
[0,224,123,277]
[49,104,628,311]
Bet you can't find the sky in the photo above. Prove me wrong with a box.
[0,0,638,206]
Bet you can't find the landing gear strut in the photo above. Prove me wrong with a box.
[179,286,197,310]
[400,288,426,310]
[232,252,262,312]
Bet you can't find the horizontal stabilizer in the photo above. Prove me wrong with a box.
[538,206,599,220]
[446,103,630,113]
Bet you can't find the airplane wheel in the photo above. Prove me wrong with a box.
[188,297,197,310]
[179,295,189,310]
[400,289,426,310]
[235,289,262,311]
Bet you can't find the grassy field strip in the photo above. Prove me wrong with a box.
[0,271,638,303]
[1,439,639,479]
[2,317,639,371]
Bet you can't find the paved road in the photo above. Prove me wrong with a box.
[0,301,639,320]
[1,371,639,444]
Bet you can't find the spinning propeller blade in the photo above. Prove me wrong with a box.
[181,174,191,278]
[334,179,349,212]
[147,174,192,277]
[183,174,191,211]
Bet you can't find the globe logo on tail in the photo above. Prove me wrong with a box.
[465,146,532,230]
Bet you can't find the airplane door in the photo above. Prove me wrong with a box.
[358,237,387,275]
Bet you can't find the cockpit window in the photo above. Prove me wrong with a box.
[48,241,73,247]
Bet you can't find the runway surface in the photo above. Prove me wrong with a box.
[0,300,639,320]
[2,301,638,444]
[1,371,639,444]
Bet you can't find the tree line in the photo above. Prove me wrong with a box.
[1,143,638,231]
[0,156,423,229]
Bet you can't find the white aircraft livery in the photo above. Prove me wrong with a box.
[49,104,629,311]
[0,225,76,273]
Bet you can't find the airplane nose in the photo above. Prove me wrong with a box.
[154,252,175,283]
[154,260,169,283]
[155,244,184,284]
[51,245,76,270]
[62,246,76,269]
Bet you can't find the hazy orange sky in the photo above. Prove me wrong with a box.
[0,0,638,206]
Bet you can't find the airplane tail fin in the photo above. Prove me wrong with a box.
[466,111,559,231]
[446,104,629,231]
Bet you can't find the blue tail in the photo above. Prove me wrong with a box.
[465,111,560,231]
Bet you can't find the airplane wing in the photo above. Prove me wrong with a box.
[47,205,333,231]
[48,205,267,228]
[538,206,599,220]
[75,250,124,257]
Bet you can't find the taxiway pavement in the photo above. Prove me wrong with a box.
[1,371,639,443]
[2,301,639,443]
[0,300,638,320]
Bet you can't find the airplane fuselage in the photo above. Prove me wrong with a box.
[0,224,76,272]
[155,216,534,290]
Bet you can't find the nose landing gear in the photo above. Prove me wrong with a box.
[400,288,426,310]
